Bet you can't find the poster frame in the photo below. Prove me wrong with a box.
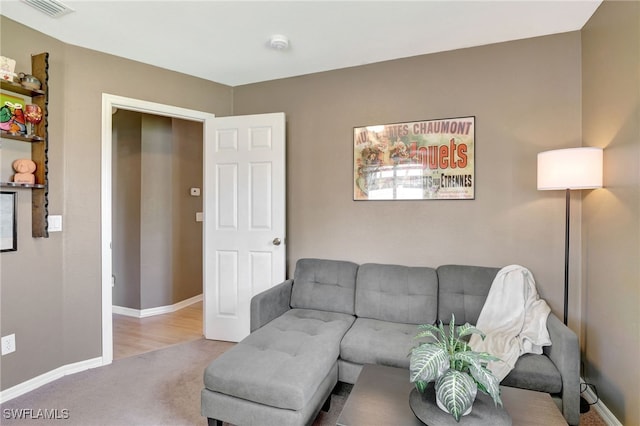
[353,116,475,201]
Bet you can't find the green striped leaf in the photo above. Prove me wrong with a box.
[469,364,502,407]
[416,322,446,343]
[409,344,448,385]
[456,323,485,340]
[435,369,477,422]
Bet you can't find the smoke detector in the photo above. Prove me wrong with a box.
[21,0,75,18]
[269,35,290,50]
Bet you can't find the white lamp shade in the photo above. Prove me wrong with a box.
[537,147,603,190]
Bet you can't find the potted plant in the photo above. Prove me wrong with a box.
[409,314,503,421]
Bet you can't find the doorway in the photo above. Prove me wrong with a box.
[101,94,216,365]
[111,109,204,359]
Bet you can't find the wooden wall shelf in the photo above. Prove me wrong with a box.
[0,52,49,238]
[1,131,44,142]
[0,182,46,189]
[0,80,46,97]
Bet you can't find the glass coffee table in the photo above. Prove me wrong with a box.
[336,364,567,426]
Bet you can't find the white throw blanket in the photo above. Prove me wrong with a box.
[468,264,551,381]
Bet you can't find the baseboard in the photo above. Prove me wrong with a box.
[581,377,622,426]
[112,294,203,318]
[0,356,103,404]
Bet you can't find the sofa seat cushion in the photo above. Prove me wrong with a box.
[502,353,562,394]
[204,309,354,411]
[340,318,420,369]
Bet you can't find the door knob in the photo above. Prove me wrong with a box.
[272,238,281,246]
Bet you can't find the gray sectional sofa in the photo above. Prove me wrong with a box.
[201,258,579,426]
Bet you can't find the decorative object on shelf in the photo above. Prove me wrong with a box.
[409,313,503,421]
[24,103,43,136]
[12,159,37,185]
[18,72,41,91]
[354,116,475,200]
[0,56,16,82]
[1,191,17,252]
[0,92,28,135]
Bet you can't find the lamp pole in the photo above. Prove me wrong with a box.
[564,189,570,326]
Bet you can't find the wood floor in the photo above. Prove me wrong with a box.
[113,301,203,360]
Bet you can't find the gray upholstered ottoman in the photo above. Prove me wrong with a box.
[202,309,354,425]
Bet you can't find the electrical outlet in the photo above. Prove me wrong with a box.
[1,334,16,355]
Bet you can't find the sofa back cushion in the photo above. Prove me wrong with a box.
[437,265,500,324]
[291,258,358,314]
[355,263,438,324]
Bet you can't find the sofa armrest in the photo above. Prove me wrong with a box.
[545,313,580,425]
[250,279,293,332]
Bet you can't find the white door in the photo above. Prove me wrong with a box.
[203,112,286,342]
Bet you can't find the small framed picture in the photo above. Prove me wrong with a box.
[1,191,17,252]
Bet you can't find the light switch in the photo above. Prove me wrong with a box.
[196,212,204,222]
[48,215,62,232]
[190,187,201,196]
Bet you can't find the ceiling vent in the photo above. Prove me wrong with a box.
[21,0,75,18]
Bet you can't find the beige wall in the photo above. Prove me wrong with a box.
[234,32,583,325]
[1,17,67,392]
[111,113,203,310]
[582,1,640,424]
[0,16,233,390]
[171,118,204,303]
[112,110,142,308]
[140,114,174,309]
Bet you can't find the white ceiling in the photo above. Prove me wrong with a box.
[1,0,602,87]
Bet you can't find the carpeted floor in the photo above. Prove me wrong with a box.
[0,338,232,426]
[0,338,606,425]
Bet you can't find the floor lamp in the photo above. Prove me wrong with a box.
[537,147,603,326]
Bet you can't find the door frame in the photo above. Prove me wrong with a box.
[100,93,215,365]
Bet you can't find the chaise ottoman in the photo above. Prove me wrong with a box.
[201,259,359,426]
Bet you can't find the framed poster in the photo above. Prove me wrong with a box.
[1,191,17,252]
[354,116,475,200]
